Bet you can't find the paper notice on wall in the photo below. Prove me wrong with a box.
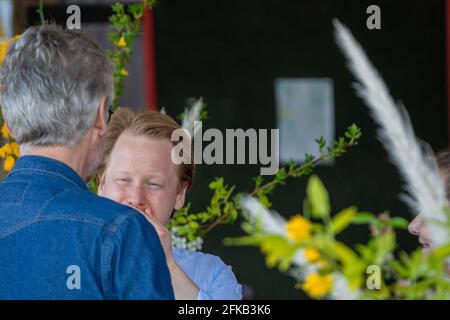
[275,78,335,164]
[0,0,14,41]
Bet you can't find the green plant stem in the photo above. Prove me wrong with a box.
[202,140,359,236]
[39,0,45,25]
[251,140,358,197]
[203,210,233,235]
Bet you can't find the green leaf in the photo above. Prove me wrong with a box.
[428,243,450,271]
[354,243,374,262]
[229,209,238,222]
[188,221,199,229]
[332,241,364,289]
[304,153,314,163]
[209,178,223,190]
[351,212,377,225]
[258,194,272,208]
[345,123,362,140]
[374,232,396,264]
[315,136,326,150]
[259,235,299,272]
[253,176,264,187]
[306,175,330,219]
[331,207,357,234]
[275,168,287,181]
[386,217,409,229]
[87,178,98,193]
[240,221,256,234]
[223,235,263,247]
[111,3,124,13]
[175,216,187,224]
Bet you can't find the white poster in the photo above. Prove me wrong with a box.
[0,0,13,41]
[275,78,335,164]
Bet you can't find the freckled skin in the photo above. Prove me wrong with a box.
[99,132,187,225]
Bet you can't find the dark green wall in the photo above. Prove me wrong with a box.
[154,0,447,299]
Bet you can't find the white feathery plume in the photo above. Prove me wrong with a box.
[292,249,317,275]
[182,97,203,138]
[329,273,360,300]
[333,19,449,246]
[240,196,287,236]
[159,106,167,115]
[292,249,308,266]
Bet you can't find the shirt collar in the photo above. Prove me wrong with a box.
[8,155,88,190]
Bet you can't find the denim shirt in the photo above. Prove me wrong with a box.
[173,247,242,300]
[0,155,174,300]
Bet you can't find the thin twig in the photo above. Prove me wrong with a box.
[203,140,358,236]
[38,0,45,25]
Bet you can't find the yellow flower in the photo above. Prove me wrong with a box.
[0,44,7,64]
[302,273,333,299]
[305,247,321,263]
[0,143,12,156]
[1,122,10,139]
[0,35,20,64]
[286,215,312,241]
[117,37,127,47]
[120,68,129,77]
[0,40,9,64]
[10,142,19,157]
[3,155,15,172]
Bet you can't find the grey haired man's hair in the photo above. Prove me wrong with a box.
[0,24,114,147]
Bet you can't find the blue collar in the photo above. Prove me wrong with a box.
[8,155,88,190]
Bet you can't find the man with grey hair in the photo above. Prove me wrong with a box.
[0,25,174,299]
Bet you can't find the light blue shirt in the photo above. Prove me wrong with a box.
[172,247,242,300]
